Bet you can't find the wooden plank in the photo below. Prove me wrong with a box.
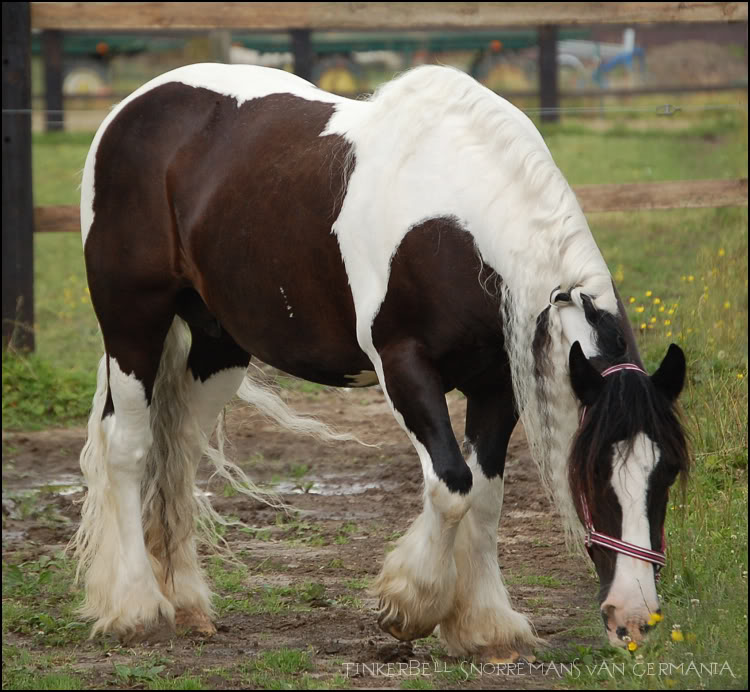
[42,30,64,132]
[539,25,558,123]
[291,29,314,82]
[3,2,35,351]
[34,205,81,233]
[33,180,749,234]
[30,2,749,31]
[574,178,749,213]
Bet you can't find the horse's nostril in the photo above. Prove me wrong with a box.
[601,604,616,632]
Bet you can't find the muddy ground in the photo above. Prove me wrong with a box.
[2,386,604,689]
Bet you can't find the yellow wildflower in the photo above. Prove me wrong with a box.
[688,275,695,282]
[666,331,672,337]
[724,301,731,309]
[636,306,645,313]
[651,317,657,323]
[659,306,665,312]
[738,373,745,380]
[627,641,638,652]
[668,309,674,315]
[718,248,726,257]
[640,323,647,330]
[645,290,653,297]
[671,626,684,642]
[650,612,663,623]
[665,320,671,326]
[629,296,636,304]
[653,298,661,305]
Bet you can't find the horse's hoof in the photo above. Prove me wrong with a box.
[382,621,436,641]
[175,608,216,637]
[484,651,537,665]
[120,620,174,645]
[378,606,436,641]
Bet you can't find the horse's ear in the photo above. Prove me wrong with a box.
[651,343,686,402]
[568,341,605,407]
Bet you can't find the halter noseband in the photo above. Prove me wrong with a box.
[578,362,667,579]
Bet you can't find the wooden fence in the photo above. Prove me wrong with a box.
[3,1,748,350]
[29,3,749,30]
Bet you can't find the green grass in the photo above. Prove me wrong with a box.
[240,649,325,689]
[2,554,88,648]
[2,646,85,691]
[506,573,565,588]
[2,349,95,429]
[540,111,747,185]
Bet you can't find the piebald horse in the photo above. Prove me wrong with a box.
[75,64,689,656]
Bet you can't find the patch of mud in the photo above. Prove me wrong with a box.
[2,389,602,689]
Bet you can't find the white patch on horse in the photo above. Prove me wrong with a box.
[279,286,294,318]
[187,366,247,436]
[344,370,379,387]
[373,434,468,640]
[441,449,535,655]
[601,433,661,644]
[76,356,173,635]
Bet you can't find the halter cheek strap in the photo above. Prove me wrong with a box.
[578,362,667,580]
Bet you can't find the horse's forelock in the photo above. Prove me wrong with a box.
[568,370,690,520]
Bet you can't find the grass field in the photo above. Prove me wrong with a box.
[2,99,747,690]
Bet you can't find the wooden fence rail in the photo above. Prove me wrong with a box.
[31,2,749,30]
[32,180,749,234]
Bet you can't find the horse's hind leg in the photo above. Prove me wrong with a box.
[372,339,473,641]
[144,318,250,636]
[439,375,537,659]
[74,294,177,640]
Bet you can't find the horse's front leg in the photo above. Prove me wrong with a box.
[372,339,473,641]
[440,376,538,659]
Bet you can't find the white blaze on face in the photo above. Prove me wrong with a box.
[601,433,661,643]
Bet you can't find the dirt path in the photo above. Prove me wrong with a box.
[2,387,602,689]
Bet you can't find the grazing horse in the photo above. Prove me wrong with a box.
[75,63,689,656]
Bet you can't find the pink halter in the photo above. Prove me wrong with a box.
[578,362,667,578]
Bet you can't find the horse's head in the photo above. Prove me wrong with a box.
[567,340,688,648]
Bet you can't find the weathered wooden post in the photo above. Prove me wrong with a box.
[42,29,64,132]
[2,1,35,351]
[539,24,559,123]
[290,29,314,82]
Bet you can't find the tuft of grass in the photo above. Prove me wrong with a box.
[241,648,327,689]
[146,676,205,690]
[2,349,95,430]
[506,573,564,588]
[2,554,88,647]
[400,678,435,690]
[1,645,86,690]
